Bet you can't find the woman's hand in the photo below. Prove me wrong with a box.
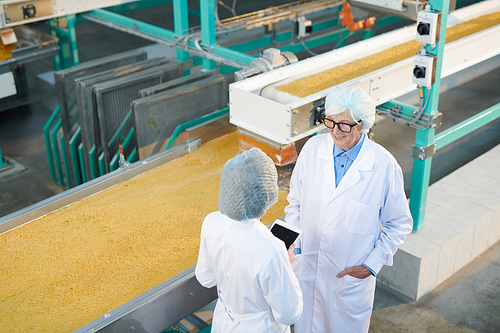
[287,244,296,264]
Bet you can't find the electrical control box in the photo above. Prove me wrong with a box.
[297,16,312,39]
[0,0,139,28]
[412,52,437,87]
[416,5,442,46]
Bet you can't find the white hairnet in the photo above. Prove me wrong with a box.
[324,86,375,132]
[218,148,278,221]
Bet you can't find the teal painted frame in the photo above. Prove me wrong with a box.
[173,0,191,66]
[60,133,71,189]
[109,128,135,171]
[435,102,500,150]
[50,119,65,187]
[78,143,87,183]
[43,105,61,181]
[409,0,450,231]
[162,106,229,151]
[69,127,82,186]
[200,0,216,70]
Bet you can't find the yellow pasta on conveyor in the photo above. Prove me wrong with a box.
[275,11,500,98]
[0,132,290,333]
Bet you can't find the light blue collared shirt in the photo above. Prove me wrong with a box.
[333,133,365,187]
[333,133,376,277]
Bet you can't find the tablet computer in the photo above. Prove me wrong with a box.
[270,220,303,250]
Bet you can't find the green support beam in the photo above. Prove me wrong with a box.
[435,102,500,151]
[409,0,450,231]
[83,9,254,67]
[89,146,98,180]
[50,118,65,187]
[200,0,216,70]
[173,0,191,67]
[60,133,71,189]
[43,105,60,181]
[69,127,82,186]
[163,107,229,151]
[78,143,87,183]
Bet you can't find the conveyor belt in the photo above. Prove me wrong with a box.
[0,132,289,332]
[274,10,500,98]
[229,0,500,145]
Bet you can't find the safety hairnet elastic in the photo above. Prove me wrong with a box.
[324,86,375,132]
[218,148,278,221]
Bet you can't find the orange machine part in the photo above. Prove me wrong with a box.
[239,133,298,166]
[340,1,376,32]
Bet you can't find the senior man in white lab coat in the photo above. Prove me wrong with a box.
[285,86,413,332]
[196,148,303,333]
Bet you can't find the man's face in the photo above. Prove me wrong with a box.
[325,110,363,151]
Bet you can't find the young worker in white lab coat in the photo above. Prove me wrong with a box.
[285,87,413,332]
[195,148,303,333]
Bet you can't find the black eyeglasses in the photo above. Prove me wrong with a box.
[322,118,358,133]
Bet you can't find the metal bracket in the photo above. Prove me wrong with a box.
[411,142,435,160]
[392,103,403,117]
[377,102,443,130]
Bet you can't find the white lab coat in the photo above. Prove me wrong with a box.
[195,211,303,333]
[285,133,412,333]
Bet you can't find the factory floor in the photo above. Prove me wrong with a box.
[1,1,500,332]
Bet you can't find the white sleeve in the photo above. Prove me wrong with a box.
[195,221,217,288]
[364,162,413,274]
[284,145,306,248]
[259,248,303,326]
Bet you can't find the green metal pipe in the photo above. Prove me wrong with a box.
[409,0,450,231]
[50,119,65,187]
[127,148,137,163]
[173,0,191,65]
[69,127,82,186]
[49,25,71,37]
[43,105,60,182]
[435,102,500,151]
[109,128,135,171]
[78,143,87,183]
[85,9,254,67]
[60,133,71,189]
[67,14,80,66]
[98,153,106,177]
[49,20,62,71]
[200,0,216,70]
[163,107,229,151]
[108,109,132,150]
[89,146,98,180]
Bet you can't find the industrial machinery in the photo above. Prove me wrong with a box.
[2,0,500,332]
[0,0,140,27]
[228,0,500,159]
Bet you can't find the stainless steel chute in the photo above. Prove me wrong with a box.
[92,60,193,172]
[132,75,229,159]
[54,49,148,186]
[75,57,172,179]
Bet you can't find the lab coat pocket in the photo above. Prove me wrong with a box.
[345,201,380,235]
[334,275,375,313]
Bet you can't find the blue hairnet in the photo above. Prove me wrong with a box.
[324,86,375,132]
[218,148,278,221]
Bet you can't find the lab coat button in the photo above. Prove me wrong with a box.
[321,250,326,256]
[318,273,323,278]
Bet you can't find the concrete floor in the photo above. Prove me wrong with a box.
[0,1,499,332]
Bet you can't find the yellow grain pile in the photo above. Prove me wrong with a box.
[0,41,16,62]
[0,131,290,333]
[275,11,500,98]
